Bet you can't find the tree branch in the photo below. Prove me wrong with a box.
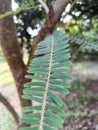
[0,92,19,123]
[53,0,70,21]
[38,0,49,14]
[0,0,31,109]
[27,0,72,65]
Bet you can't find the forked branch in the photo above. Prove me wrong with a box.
[27,0,77,65]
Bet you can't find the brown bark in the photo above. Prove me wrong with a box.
[0,93,19,123]
[0,0,31,109]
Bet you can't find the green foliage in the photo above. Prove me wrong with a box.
[20,31,72,130]
[61,0,98,33]
[71,80,96,103]
[0,0,35,19]
[61,79,98,129]
[69,33,98,52]
[1,0,98,53]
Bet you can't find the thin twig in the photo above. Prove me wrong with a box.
[0,93,19,123]
[38,0,49,14]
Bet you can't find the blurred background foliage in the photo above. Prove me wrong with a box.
[13,0,98,61]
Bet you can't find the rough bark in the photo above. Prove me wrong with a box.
[0,0,31,109]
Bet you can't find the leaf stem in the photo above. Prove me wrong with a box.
[39,35,54,130]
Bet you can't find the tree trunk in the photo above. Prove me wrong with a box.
[0,0,31,110]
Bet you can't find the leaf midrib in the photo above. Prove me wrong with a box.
[39,35,54,130]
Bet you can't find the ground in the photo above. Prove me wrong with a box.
[62,79,98,130]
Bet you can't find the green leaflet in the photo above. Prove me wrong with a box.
[52,61,72,68]
[23,106,42,112]
[31,62,49,67]
[48,91,64,107]
[19,127,39,130]
[52,68,70,73]
[46,104,66,116]
[35,48,50,55]
[43,125,58,130]
[25,75,46,81]
[53,53,71,62]
[49,85,69,94]
[28,69,48,74]
[44,110,64,123]
[53,48,70,57]
[23,87,45,92]
[44,117,63,128]
[23,89,44,96]
[20,31,72,130]
[22,113,40,119]
[21,118,39,124]
[28,67,48,72]
[22,95,43,103]
[53,43,69,53]
[50,80,70,88]
[51,74,72,80]
[24,82,45,87]
[32,56,50,63]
